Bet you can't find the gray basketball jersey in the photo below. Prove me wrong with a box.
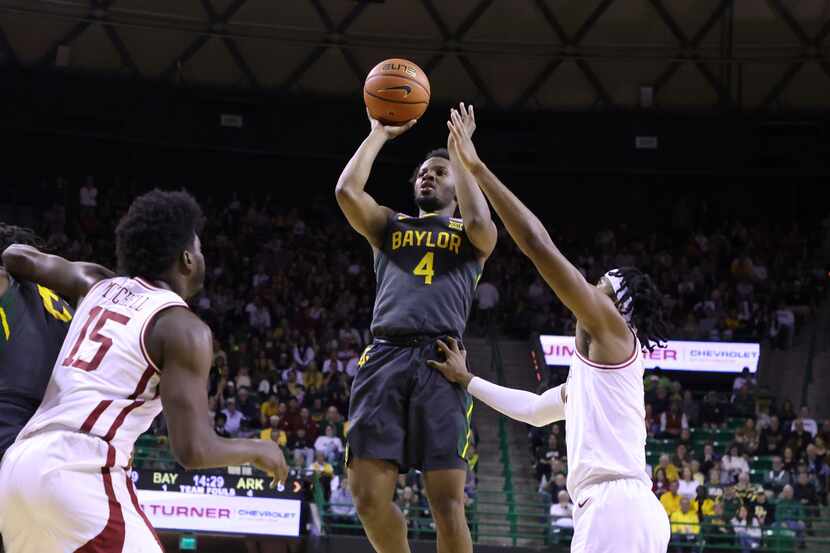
[371,213,481,338]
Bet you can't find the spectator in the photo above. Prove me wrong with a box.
[235,366,253,390]
[731,505,762,553]
[550,490,574,531]
[221,397,245,437]
[765,456,791,493]
[324,406,345,438]
[701,392,726,428]
[721,445,750,484]
[690,460,705,486]
[214,412,231,438]
[753,492,774,527]
[314,424,344,463]
[731,385,755,418]
[660,402,688,438]
[775,485,806,547]
[779,400,797,430]
[235,386,259,424]
[260,394,280,428]
[792,405,818,437]
[655,453,680,483]
[669,496,700,551]
[653,468,669,496]
[734,471,762,506]
[79,176,98,215]
[661,480,682,516]
[732,367,755,393]
[245,298,272,333]
[322,350,344,375]
[700,442,720,476]
[297,407,320,442]
[671,444,691,468]
[259,415,287,447]
[293,335,316,369]
[787,420,813,458]
[693,485,715,519]
[311,451,334,501]
[793,471,819,514]
[702,502,733,549]
[536,433,565,484]
[734,418,759,455]
[548,473,567,499]
[719,486,742,521]
[759,416,785,456]
[782,447,798,474]
[677,467,698,500]
[330,477,357,522]
[770,302,795,349]
[288,427,315,466]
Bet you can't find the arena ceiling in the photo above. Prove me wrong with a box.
[0,0,829,111]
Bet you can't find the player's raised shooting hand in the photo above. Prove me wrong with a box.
[428,337,474,390]
[447,107,482,173]
[252,439,290,488]
[367,108,417,140]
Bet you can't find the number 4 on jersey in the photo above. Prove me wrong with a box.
[413,252,435,285]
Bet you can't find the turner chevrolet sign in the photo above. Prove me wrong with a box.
[539,335,759,373]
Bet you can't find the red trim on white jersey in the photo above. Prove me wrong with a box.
[574,339,639,370]
[74,468,126,553]
[133,277,164,292]
[102,401,146,443]
[80,400,113,433]
[129,364,156,400]
[126,472,164,550]
[139,301,188,373]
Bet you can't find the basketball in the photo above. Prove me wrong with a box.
[364,58,430,126]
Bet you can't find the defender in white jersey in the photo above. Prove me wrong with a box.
[0,190,288,553]
[428,115,671,552]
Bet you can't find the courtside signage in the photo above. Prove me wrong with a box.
[539,335,759,373]
[135,489,302,536]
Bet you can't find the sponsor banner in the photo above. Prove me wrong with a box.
[135,489,301,536]
[132,469,303,499]
[539,335,759,373]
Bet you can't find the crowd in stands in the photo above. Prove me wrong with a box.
[5,179,827,543]
[532,368,829,550]
[478,219,824,346]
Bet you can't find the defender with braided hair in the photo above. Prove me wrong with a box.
[427,109,671,553]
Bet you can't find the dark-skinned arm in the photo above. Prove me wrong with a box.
[154,307,288,482]
[446,118,627,339]
[1,244,113,304]
[447,104,497,259]
[335,109,416,248]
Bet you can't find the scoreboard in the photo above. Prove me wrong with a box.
[132,468,304,536]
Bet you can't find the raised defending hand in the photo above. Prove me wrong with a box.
[447,106,483,172]
[427,336,474,389]
[367,107,417,140]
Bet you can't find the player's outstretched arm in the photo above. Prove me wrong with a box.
[154,308,288,484]
[1,244,113,304]
[446,103,497,259]
[335,109,416,248]
[428,337,566,427]
[446,121,626,339]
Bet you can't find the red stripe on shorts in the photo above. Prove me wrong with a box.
[74,468,125,553]
[126,471,164,551]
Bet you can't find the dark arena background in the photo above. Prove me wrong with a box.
[1,1,830,552]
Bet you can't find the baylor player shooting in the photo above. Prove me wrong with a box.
[335,104,496,553]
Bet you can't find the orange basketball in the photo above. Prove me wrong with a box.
[364,58,430,126]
